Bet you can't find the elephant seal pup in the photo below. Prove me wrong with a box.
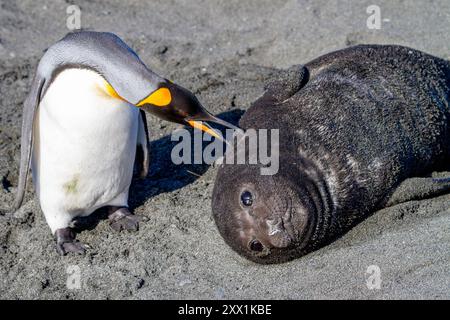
[212,45,450,264]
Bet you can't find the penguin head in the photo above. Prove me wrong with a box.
[135,81,234,138]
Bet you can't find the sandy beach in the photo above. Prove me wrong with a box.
[0,0,449,299]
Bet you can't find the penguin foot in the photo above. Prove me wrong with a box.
[55,227,86,256]
[108,207,140,232]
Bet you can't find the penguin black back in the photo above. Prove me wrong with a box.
[212,45,450,264]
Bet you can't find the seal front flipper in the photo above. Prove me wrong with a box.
[257,64,308,104]
[135,110,150,178]
[12,74,45,212]
[263,64,309,103]
[240,65,309,128]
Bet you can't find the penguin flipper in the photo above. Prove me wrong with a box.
[12,74,45,212]
[135,110,150,178]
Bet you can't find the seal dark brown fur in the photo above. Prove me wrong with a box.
[212,45,450,264]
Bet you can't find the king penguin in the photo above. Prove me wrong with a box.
[13,31,235,255]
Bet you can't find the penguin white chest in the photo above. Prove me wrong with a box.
[32,68,140,231]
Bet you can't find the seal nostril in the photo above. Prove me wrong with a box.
[249,239,263,252]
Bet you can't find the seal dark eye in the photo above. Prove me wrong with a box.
[249,239,263,252]
[241,191,253,206]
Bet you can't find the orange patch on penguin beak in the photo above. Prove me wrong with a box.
[187,120,222,140]
[136,87,172,107]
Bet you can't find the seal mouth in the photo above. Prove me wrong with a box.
[281,198,297,240]
[264,196,298,248]
[268,227,281,236]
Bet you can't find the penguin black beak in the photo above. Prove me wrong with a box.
[185,108,242,141]
[138,81,240,140]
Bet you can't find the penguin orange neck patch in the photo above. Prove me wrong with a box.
[106,83,124,100]
[101,79,125,101]
[136,87,172,107]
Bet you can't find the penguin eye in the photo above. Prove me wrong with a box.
[240,191,253,207]
[249,239,263,252]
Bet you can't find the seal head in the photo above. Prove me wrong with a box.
[213,158,323,264]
